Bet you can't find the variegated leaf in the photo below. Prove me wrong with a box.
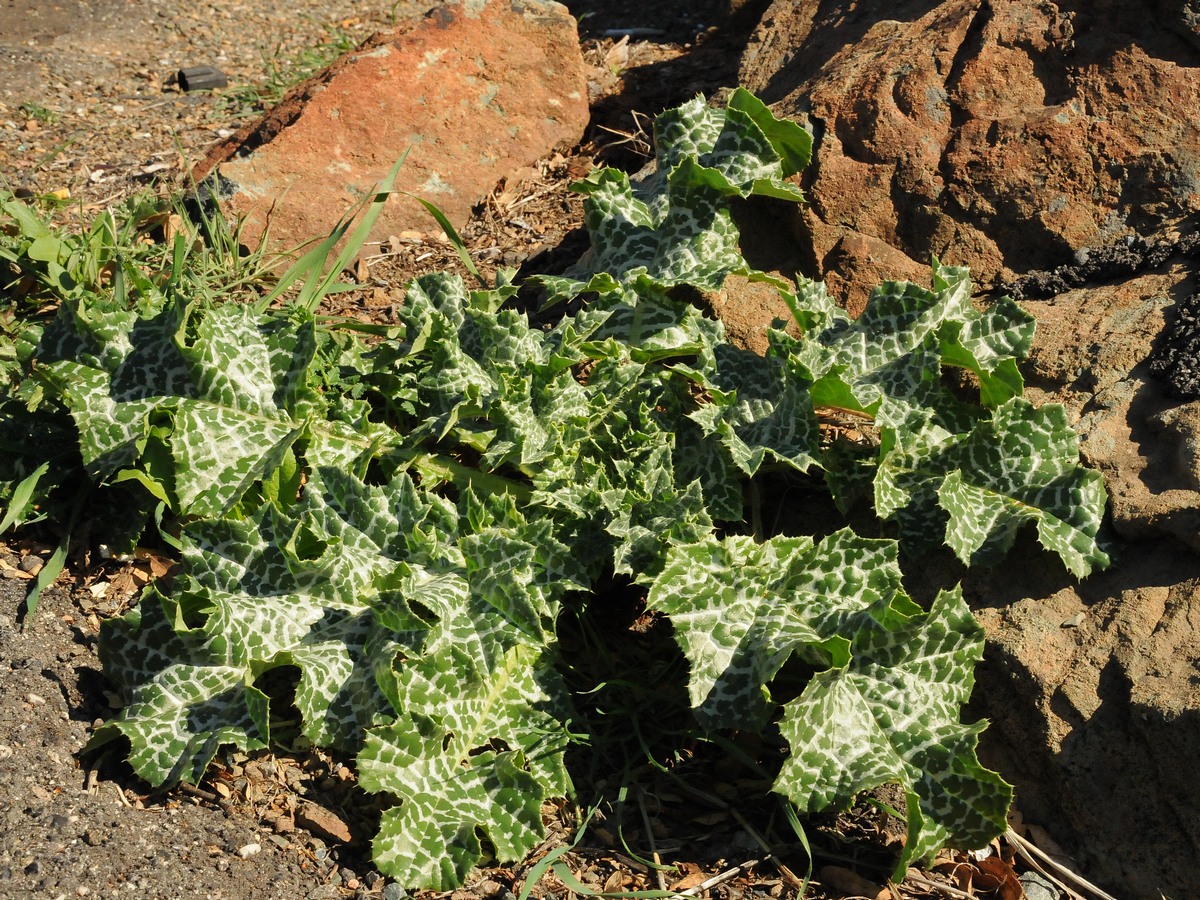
[557,88,807,297]
[786,263,1034,430]
[936,400,1109,576]
[686,342,821,477]
[7,89,1118,893]
[34,297,389,517]
[358,643,570,889]
[776,587,1012,878]
[648,529,918,730]
[876,398,1109,575]
[89,467,571,793]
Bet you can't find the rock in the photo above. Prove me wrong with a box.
[970,535,1200,899]
[738,0,1200,311]
[956,264,1200,898]
[294,801,351,844]
[192,0,588,254]
[704,274,797,355]
[705,195,818,353]
[1018,871,1061,900]
[704,5,1200,893]
[1017,268,1200,555]
[817,231,928,319]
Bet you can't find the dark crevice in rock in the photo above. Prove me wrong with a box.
[996,227,1200,300]
[942,0,992,131]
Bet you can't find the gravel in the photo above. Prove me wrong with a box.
[0,578,348,899]
[0,0,437,203]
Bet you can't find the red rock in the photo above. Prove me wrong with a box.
[193,0,588,253]
[818,231,928,320]
[295,801,351,843]
[739,0,1200,308]
[723,5,1200,895]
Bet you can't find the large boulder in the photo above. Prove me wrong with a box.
[738,0,1200,314]
[966,264,1200,899]
[725,2,1200,895]
[193,0,588,253]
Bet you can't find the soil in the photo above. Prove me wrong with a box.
[1,3,1064,900]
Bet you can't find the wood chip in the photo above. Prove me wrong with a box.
[295,801,351,843]
[668,871,711,892]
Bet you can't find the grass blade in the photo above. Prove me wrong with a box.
[516,805,597,900]
[255,151,410,315]
[409,196,485,288]
[0,461,50,533]
[21,537,66,622]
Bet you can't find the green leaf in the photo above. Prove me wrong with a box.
[648,529,917,731]
[560,91,806,297]
[652,531,1012,874]
[776,587,1012,878]
[787,263,1033,429]
[89,466,572,885]
[255,152,408,314]
[3,91,1115,888]
[410,195,486,288]
[876,398,1110,575]
[726,87,813,177]
[685,342,821,478]
[28,234,65,264]
[0,460,49,533]
[359,643,570,888]
[32,292,398,519]
[936,401,1109,575]
[21,536,67,620]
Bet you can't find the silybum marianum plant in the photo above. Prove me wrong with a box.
[0,88,1108,888]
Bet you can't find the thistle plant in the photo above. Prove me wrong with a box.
[0,88,1107,888]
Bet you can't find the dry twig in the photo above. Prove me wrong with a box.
[1006,827,1119,900]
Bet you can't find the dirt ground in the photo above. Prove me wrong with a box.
[0,2,1065,899]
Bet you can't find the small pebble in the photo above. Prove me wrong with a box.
[26,693,46,706]
[382,884,408,900]
[1019,871,1062,900]
[236,842,261,859]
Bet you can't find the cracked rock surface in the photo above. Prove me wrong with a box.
[739,0,1200,314]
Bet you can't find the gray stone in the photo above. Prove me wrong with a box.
[1018,871,1061,900]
